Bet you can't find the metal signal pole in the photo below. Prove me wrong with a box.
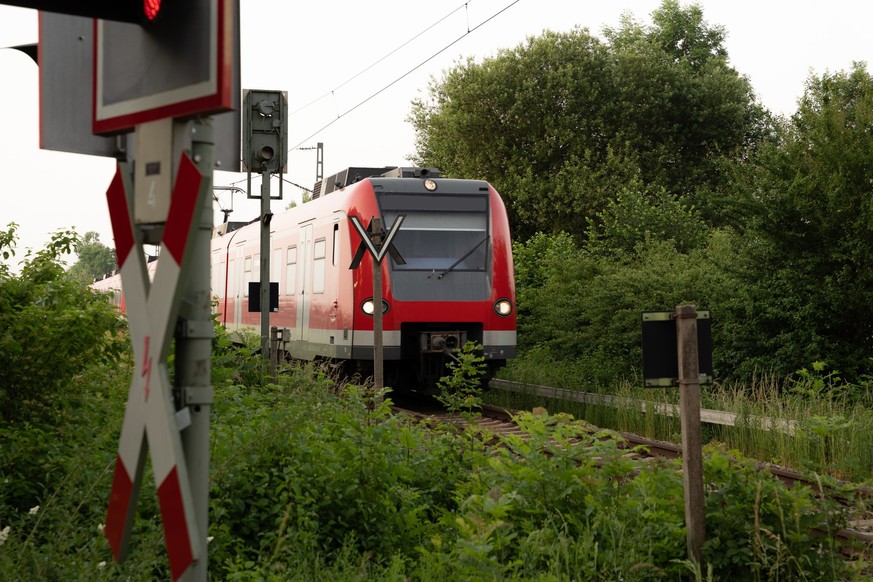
[371,218,384,389]
[176,119,215,582]
[259,170,272,361]
[243,90,287,366]
[348,215,406,391]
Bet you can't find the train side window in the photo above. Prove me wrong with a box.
[271,249,282,288]
[313,238,326,294]
[286,246,297,295]
[243,256,252,297]
[332,223,339,266]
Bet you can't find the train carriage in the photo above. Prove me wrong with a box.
[101,166,516,390]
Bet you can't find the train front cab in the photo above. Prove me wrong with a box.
[351,176,516,389]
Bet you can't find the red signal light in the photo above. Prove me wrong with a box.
[144,0,162,21]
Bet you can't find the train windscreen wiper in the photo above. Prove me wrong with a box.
[434,235,489,279]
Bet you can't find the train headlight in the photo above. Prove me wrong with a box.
[494,298,513,317]
[361,298,389,316]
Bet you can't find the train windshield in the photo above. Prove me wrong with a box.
[378,193,489,272]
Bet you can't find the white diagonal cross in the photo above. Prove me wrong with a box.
[103,153,205,582]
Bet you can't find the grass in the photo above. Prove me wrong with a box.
[705,376,873,482]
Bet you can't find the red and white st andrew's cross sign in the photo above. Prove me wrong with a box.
[103,153,206,581]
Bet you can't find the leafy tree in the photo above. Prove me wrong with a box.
[732,63,873,380]
[647,0,727,66]
[0,224,125,422]
[511,232,576,303]
[511,232,578,352]
[602,1,768,223]
[410,1,767,241]
[585,185,709,258]
[512,225,750,383]
[66,230,116,285]
[411,27,616,240]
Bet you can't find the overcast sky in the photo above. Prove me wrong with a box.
[1,0,871,267]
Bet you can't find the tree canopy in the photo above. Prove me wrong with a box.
[410,0,768,241]
[731,63,873,377]
[66,231,116,285]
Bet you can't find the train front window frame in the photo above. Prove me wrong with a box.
[378,193,490,273]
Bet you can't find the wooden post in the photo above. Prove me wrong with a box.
[676,304,705,567]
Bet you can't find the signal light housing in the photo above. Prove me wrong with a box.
[243,90,288,174]
[6,0,165,24]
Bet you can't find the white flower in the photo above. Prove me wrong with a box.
[207,536,214,544]
[28,505,39,515]
[0,525,10,546]
[97,561,106,569]
[97,523,105,534]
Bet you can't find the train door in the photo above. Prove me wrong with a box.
[232,244,245,329]
[329,220,341,324]
[296,222,313,341]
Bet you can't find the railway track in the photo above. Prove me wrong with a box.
[390,393,873,553]
[490,379,798,434]
[487,379,873,526]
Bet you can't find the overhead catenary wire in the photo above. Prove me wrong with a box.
[221,172,314,195]
[289,1,473,117]
[290,0,522,151]
[224,1,520,197]
[280,176,314,193]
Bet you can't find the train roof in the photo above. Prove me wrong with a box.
[312,167,439,199]
[212,167,495,240]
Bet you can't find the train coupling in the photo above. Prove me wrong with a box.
[419,331,467,354]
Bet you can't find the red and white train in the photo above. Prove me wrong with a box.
[95,166,516,389]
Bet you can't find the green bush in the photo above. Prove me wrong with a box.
[209,378,468,570]
[0,224,126,423]
[515,233,734,385]
[703,445,853,580]
[424,411,688,579]
[0,224,126,523]
[435,341,486,415]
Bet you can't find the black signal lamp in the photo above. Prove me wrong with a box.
[143,0,163,21]
[256,145,275,163]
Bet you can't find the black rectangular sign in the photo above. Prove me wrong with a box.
[641,311,713,387]
[248,282,279,312]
